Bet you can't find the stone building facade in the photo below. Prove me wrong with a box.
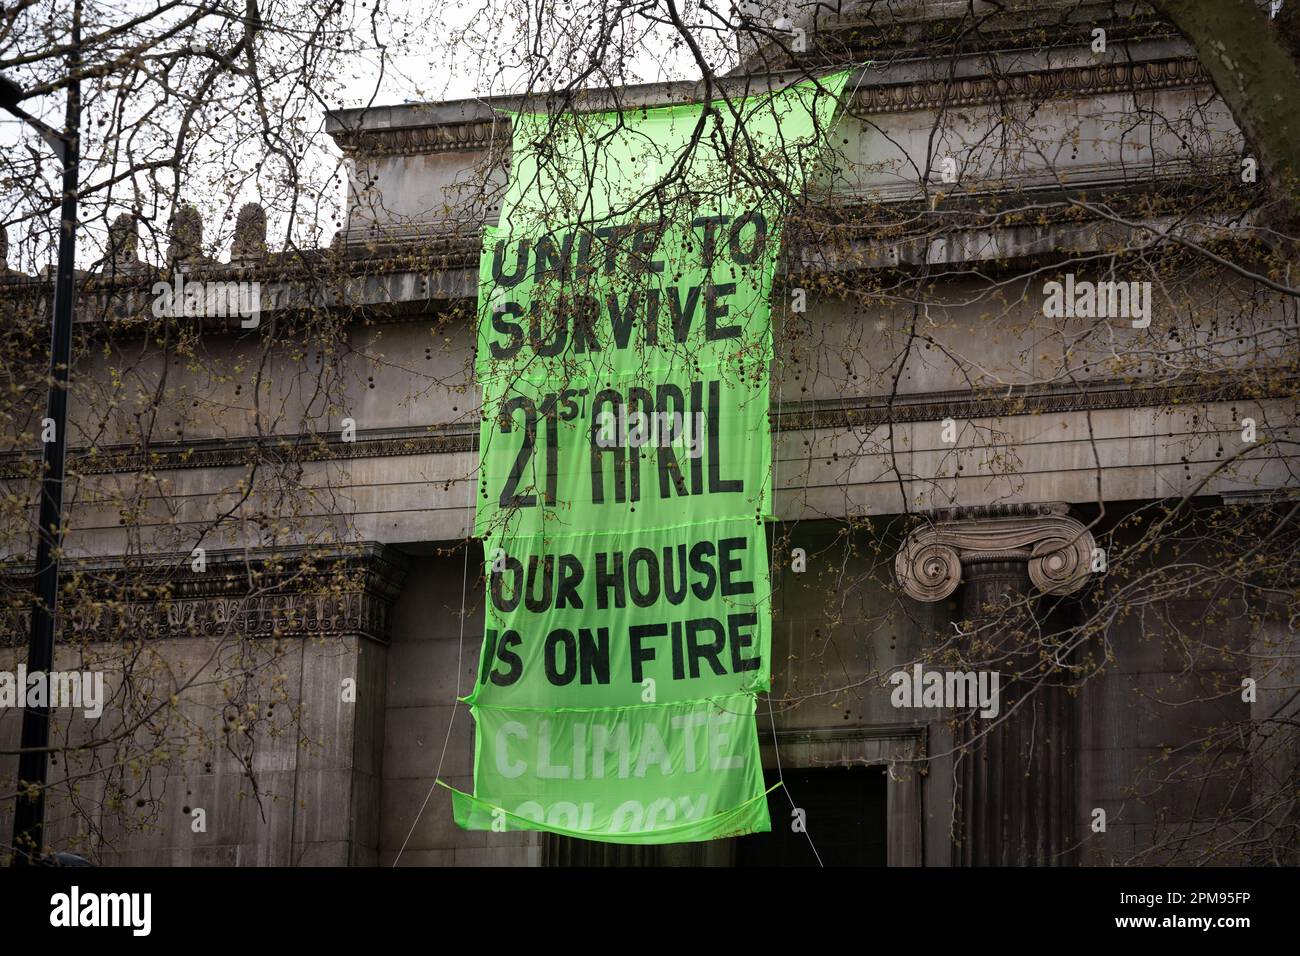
[1,1,1296,865]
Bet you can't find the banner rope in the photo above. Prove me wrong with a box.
[760,65,868,869]
[392,100,516,868]
[392,463,474,866]
[765,260,824,869]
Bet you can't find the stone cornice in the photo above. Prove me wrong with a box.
[0,239,482,301]
[743,1,1178,71]
[852,57,1208,115]
[0,542,409,643]
[773,376,1281,433]
[329,56,1207,159]
[757,722,927,745]
[0,376,1278,478]
[894,502,1097,602]
[333,121,510,158]
[0,184,1246,323]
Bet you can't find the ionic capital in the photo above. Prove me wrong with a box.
[894,503,1095,602]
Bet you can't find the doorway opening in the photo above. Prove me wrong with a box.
[734,765,888,866]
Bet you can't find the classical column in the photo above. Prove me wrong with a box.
[895,503,1094,866]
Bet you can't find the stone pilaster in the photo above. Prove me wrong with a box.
[896,503,1093,866]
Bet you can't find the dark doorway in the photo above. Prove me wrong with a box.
[734,766,888,866]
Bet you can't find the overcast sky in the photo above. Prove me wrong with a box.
[0,1,748,267]
[0,1,488,266]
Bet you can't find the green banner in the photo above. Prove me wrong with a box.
[449,71,852,843]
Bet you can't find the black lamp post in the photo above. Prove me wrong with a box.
[1,2,82,867]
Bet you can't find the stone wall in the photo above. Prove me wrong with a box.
[378,548,540,865]
[0,0,1294,866]
[0,631,388,865]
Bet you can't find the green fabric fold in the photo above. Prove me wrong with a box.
[462,68,855,844]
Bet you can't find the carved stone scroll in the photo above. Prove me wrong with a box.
[895,503,1095,602]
